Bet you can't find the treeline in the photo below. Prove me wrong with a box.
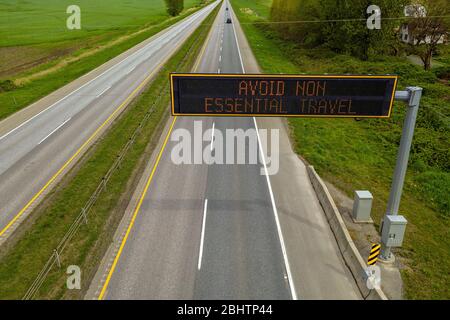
[270,0,449,62]
[165,0,184,16]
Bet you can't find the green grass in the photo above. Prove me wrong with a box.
[0,3,220,300]
[231,0,450,299]
[0,0,208,120]
[0,0,200,74]
[0,0,198,46]
[435,45,450,66]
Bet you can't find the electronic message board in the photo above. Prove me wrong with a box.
[170,74,398,118]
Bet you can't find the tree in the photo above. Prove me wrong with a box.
[270,0,323,45]
[322,0,408,60]
[270,0,408,59]
[406,0,449,70]
[165,0,184,17]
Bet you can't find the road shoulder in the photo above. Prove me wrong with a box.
[230,4,362,299]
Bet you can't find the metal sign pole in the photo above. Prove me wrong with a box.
[380,86,422,260]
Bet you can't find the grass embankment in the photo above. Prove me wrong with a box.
[231,0,450,299]
[0,4,220,300]
[0,0,208,120]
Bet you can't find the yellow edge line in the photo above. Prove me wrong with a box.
[98,116,177,300]
[192,27,211,71]
[0,59,167,238]
[98,5,217,299]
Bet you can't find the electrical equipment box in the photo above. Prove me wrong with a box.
[352,190,373,222]
[381,215,407,247]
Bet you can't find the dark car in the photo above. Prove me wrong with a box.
[226,18,232,24]
[226,7,229,10]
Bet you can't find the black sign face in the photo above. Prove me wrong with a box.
[170,74,398,118]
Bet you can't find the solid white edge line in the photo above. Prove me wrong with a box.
[198,199,208,270]
[38,117,71,145]
[0,2,217,143]
[253,117,298,300]
[229,12,245,73]
[230,4,298,300]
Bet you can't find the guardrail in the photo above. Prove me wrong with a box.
[22,89,166,300]
[306,165,388,300]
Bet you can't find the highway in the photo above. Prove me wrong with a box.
[0,1,220,242]
[89,1,362,300]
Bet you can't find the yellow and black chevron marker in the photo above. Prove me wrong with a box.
[367,243,381,265]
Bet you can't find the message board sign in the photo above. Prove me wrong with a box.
[170,74,398,118]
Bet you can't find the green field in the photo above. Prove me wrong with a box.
[1,0,191,45]
[0,0,207,120]
[0,0,199,74]
[231,0,450,299]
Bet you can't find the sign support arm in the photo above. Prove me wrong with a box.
[381,86,422,260]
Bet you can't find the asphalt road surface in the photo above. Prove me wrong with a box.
[0,1,220,241]
[92,1,361,300]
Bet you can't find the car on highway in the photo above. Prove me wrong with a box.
[226,18,232,24]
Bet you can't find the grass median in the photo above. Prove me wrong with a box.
[231,0,450,299]
[0,4,220,300]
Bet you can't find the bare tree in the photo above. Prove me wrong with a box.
[406,1,448,70]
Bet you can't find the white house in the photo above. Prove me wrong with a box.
[400,4,446,44]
